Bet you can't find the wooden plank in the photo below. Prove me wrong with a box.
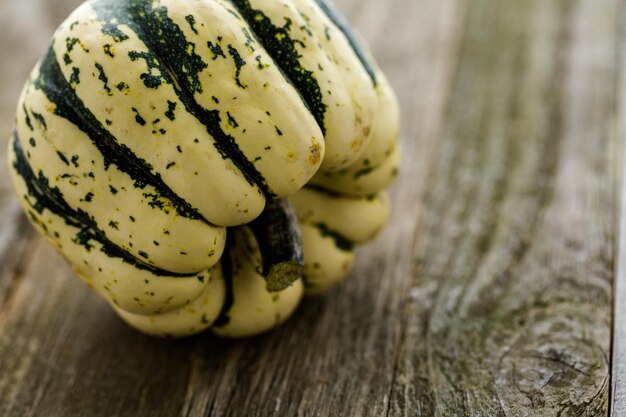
[0,240,197,417]
[0,0,462,415]
[612,130,626,414]
[388,0,620,415]
[176,1,464,416]
[0,0,57,308]
[611,8,626,414]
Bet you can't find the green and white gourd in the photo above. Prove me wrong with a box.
[8,0,399,338]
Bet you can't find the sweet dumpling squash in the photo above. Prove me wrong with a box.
[8,0,399,338]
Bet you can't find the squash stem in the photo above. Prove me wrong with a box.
[248,198,304,292]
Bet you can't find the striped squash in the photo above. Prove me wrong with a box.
[8,0,399,338]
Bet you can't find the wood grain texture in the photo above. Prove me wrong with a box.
[388,0,621,415]
[611,7,626,413]
[0,0,622,415]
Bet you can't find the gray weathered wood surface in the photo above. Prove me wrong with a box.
[0,0,623,415]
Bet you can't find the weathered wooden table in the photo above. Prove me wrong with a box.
[0,0,624,415]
